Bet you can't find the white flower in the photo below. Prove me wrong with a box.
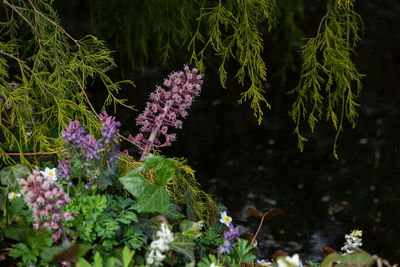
[277,254,302,267]
[150,238,170,252]
[198,220,204,230]
[156,223,174,244]
[8,192,21,200]
[149,222,175,253]
[210,263,221,267]
[257,259,272,267]
[341,230,362,254]
[146,249,165,265]
[26,131,32,137]
[219,211,232,227]
[40,167,57,182]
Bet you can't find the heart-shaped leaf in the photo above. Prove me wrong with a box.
[144,154,175,186]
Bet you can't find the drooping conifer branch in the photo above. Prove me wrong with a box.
[289,0,364,158]
[0,0,135,165]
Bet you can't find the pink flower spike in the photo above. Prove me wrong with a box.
[135,65,203,160]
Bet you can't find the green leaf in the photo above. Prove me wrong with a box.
[321,252,373,267]
[144,154,175,186]
[9,243,30,259]
[79,257,93,267]
[120,174,170,213]
[170,233,195,262]
[119,170,145,196]
[105,257,122,267]
[0,164,30,186]
[93,252,103,267]
[179,220,201,239]
[4,225,27,242]
[137,183,170,213]
[116,210,138,224]
[122,246,135,267]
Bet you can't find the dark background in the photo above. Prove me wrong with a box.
[55,0,400,263]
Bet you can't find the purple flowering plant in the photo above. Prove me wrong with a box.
[132,65,203,160]
[58,111,122,192]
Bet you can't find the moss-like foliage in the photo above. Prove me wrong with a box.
[289,0,364,158]
[0,0,134,166]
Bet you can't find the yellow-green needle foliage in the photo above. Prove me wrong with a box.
[189,0,277,124]
[0,0,134,166]
[289,0,364,158]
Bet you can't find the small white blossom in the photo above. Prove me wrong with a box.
[198,220,204,230]
[210,263,221,267]
[8,192,21,200]
[40,167,57,182]
[156,223,174,245]
[146,249,165,265]
[219,211,232,227]
[257,259,272,267]
[277,254,302,267]
[150,238,170,251]
[341,230,362,255]
[147,222,175,265]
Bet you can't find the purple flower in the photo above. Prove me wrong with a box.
[19,170,71,241]
[224,224,241,241]
[57,159,71,181]
[219,223,241,255]
[220,240,233,255]
[134,65,203,160]
[99,111,121,144]
[61,120,85,147]
[80,134,102,160]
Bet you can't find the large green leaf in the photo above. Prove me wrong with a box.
[143,154,175,186]
[120,174,170,213]
[136,183,169,213]
[321,252,373,267]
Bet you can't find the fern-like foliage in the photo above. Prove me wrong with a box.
[0,0,133,166]
[289,0,364,158]
[189,0,277,124]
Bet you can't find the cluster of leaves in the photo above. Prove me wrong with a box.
[0,152,255,266]
[0,0,134,166]
[289,0,364,158]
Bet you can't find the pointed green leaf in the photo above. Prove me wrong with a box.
[144,154,175,186]
[170,233,195,261]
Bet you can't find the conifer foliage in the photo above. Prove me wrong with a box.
[289,0,364,157]
[0,0,133,165]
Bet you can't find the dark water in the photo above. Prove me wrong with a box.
[163,89,400,263]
